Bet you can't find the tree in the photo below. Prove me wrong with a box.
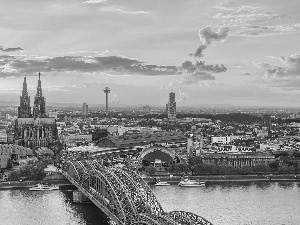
[8,161,47,181]
[278,164,295,174]
[296,163,300,174]
[6,159,13,169]
[241,166,252,175]
[269,161,280,171]
[252,164,270,173]
[217,164,240,175]
[188,156,202,167]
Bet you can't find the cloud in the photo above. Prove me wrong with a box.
[173,60,227,102]
[110,95,120,105]
[260,55,300,79]
[181,71,215,85]
[213,1,296,37]
[0,54,181,78]
[236,24,300,37]
[100,6,149,14]
[199,26,230,46]
[190,26,229,58]
[189,44,206,58]
[0,46,24,52]
[162,60,227,104]
[82,0,106,3]
[182,60,227,74]
[251,55,300,89]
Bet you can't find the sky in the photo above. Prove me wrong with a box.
[1,0,300,107]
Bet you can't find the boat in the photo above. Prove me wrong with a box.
[29,183,59,191]
[154,181,170,186]
[178,178,205,187]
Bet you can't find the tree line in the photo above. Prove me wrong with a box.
[144,156,299,176]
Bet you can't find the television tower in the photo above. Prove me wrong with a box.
[103,87,111,116]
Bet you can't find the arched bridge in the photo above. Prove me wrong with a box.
[61,160,213,225]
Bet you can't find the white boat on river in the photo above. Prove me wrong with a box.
[178,178,205,187]
[29,183,59,191]
[154,181,170,186]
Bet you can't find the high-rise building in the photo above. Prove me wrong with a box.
[14,72,57,149]
[82,102,88,116]
[263,114,272,131]
[166,92,176,120]
[33,72,46,118]
[18,75,31,118]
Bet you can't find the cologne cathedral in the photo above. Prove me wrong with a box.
[14,73,57,149]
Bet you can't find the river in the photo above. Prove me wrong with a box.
[0,182,299,225]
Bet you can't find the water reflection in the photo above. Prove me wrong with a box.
[0,182,299,225]
[153,181,300,225]
[277,182,294,188]
[0,189,109,225]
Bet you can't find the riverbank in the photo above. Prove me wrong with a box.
[144,174,300,183]
[1,174,300,190]
[0,179,72,190]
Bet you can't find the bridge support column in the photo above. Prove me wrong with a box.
[73,190,92,203]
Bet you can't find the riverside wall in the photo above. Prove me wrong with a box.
[144,174,300,183]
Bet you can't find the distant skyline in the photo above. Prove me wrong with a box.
[1,0,300,107]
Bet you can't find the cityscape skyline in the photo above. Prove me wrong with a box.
[1,0,300,107]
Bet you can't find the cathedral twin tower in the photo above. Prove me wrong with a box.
[15,72,57,149]
[18,72,46,118]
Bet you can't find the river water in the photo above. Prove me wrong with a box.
[0,182,299,225]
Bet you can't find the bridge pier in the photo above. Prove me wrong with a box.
[73,190,92,203]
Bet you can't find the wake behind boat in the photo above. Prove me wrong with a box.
[29,183,59,191]
[178,178,205,187]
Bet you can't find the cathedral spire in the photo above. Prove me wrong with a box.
[22,74,27,94]
[18,74,31,118]
[36,72,43,98]
[33,72,46,118]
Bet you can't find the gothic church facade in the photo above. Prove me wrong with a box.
[14,73,57,149]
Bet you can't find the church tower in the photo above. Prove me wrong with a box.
[33,72,46,118]
[18,75,31,117]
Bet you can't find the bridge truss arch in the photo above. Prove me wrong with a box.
[62,160,213,225]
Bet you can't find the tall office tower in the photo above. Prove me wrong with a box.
[103,87,111,116]
[18,75,32,118]
[82,102,88,116]
[33,72,46,118]
[166,92,176,120]
[263,114,272,131]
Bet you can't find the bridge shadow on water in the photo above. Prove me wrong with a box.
[60,185,110,225]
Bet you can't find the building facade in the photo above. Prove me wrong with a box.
[14,73,57,149]
[263,114,272,131]
[82,102,88,116]
[0,130,8,143]
[166,92,176,120]
[211,136,231,145]
[199,153,275,168]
